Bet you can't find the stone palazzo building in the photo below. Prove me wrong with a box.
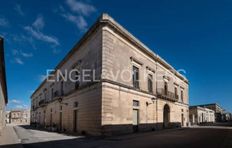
[6,110,30,125]
[0,37,8,131]
[31,14,189,136]
[189,106,215,125]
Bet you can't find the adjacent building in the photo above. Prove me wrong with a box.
[31,14,189,136]
[5,111,10,124]
[189,106,215,125]
[198,103,224,122]
[8,110,30,125]
[0,37,8,130]
[223,112,232,122]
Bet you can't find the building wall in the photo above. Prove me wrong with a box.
[34,84,102,135]
[189,107,215,125]
[101,23,189,135]
[31,27,103,135]
[9,110,30,125]
[102,82,188,135]
[0,37,7,131]
[0,84,6,130]
[200,104,224,122]
[101,25,188,103]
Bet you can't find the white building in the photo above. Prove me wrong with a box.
[189,106,215,125]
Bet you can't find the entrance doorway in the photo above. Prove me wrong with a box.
[73,110,78,132]
[133,109,139,132]
[163,104,170,128]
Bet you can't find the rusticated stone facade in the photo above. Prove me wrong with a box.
[31,13,189,136]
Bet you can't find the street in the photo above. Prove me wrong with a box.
[1,125,232,148]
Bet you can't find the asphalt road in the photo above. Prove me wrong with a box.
[9,126,232,148]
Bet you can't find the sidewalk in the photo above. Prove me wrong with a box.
[0,125,23,147]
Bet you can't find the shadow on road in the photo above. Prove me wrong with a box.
[1,127,232,148]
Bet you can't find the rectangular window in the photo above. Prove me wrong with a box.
[75,71,80,89]
[181,90,184,102]
[148,74,153,93]
[133,100,139,107]
[132,66,139,89]
[175,87,178,99]
[164,82,168,95]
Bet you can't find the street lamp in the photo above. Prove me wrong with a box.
[146,97,157,106]
[151,97,156,102]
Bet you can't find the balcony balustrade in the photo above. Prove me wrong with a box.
[157,88,179,102]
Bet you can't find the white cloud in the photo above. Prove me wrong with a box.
[12,49,33,58]
[24,16,59,47]
[32,16,45,30]
[21,51,33,58]
[14,57,24,65]
[66,0,96,16]
[11,99,21,104]
[14,4,24,16]
[61,13,87,31]
[15,105,24,109]
[0,17,9,27]
[24,26,59,46]
[8,99,29,110]
[15,104,28,109]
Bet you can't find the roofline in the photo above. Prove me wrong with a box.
[193,103,224,110]
[0,37,8,104]
[197,103,221,108]
[190,105,205,109]
[31,13,188,98]
[190,105,215,111]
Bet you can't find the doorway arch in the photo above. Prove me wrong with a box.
[163,104,170,128]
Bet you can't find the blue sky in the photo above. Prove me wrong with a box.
[1,0,232,112]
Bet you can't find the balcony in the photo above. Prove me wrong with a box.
[38,99,47,107]
[52,90,64,100]
[157,88,179,102]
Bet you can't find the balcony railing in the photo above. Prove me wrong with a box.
[38,99,47,107]
[157,88,179,102]
[52,90,64,100]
